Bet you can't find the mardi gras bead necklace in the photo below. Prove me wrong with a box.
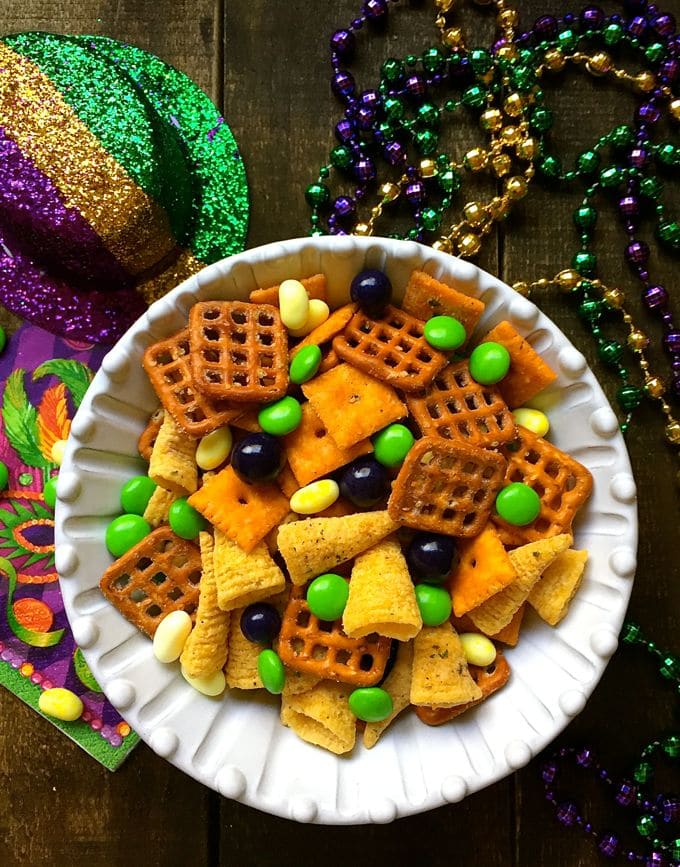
[541,622,680,866]
[308,0,539,252]
[305,0,680,459]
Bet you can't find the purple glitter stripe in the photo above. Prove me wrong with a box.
[0,230,145,343]
[0,127,132,292]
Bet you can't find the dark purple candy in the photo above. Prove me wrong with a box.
[240,603,281,644]
[231,433,284,484]
[406,532,458,583]
[339,456,390,508]
[349,268,392,313]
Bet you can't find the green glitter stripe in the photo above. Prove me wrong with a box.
[80,36,249,262]
[2,32,194,245]
[0,657,139,771]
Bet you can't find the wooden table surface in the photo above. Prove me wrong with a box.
[0,2,678,864]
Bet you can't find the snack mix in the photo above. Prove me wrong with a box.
[99,266,593,755]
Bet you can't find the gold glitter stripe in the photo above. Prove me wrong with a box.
[0,43,175,275]
[137,249,204,305]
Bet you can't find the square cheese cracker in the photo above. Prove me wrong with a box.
[188,465,290,553]
[449,523,517,616]
[302,363,406,450]
[284,401,372,487]
[468,533,572,635]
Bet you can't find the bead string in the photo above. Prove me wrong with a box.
[515,272,680,451]
[305,0,680,456]
[541,621,680,866]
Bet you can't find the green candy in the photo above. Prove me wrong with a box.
[306,573,349,621]
[373,424,414,467]
[423,315,466,352]
[415,584,452,627]
[258,396,302,436]
[0,460,8,491]
[0,326,6,354]
[348,687,393,723]
[289,345,322,385]
[105,514,150,558]
[120,475,157,515]
[495,483,541,526]
[43,476,58,510]
[168,497,207,539]
[469,341,511,385]
[257,649,285,695]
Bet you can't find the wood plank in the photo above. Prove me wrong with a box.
[221,2,511,862]
[502,2,680,865]
[0,2,218,864]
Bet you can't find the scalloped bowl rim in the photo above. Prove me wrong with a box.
[55,236,637,824]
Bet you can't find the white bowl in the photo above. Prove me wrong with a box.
[55,236,637,824]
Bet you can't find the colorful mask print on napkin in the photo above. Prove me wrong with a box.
[0,322,138,769]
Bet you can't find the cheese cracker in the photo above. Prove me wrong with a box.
[343,538,421,640]
[302,363,406,450]
[468,534,572,635]
[188,465,290,553]
[449,523,517,616]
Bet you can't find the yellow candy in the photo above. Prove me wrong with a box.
[459,633,497,667]
[51,438,68,466]
[279,279,310,331]
[196,426,233,471]
[289,478,340,515]
[512,407,550,438]
[181,665,226,696]
[38,687,84,722]
[153,610,193,663]
[288,299,331,338]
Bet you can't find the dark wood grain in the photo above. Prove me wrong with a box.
[0,0,678,864]
[0,3,219,865]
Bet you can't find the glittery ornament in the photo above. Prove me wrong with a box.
[0,33,249,343]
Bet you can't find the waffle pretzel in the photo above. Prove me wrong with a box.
[137,407,164,460]
[142,328,246,436]
[406,360,516,449]
[492,426,593,546]
[414,650,510,725]
[188,300,288,402]
[277,586,392,687]
[332,305,447,392]
[99,526,202,638]
[388,436,507,537]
